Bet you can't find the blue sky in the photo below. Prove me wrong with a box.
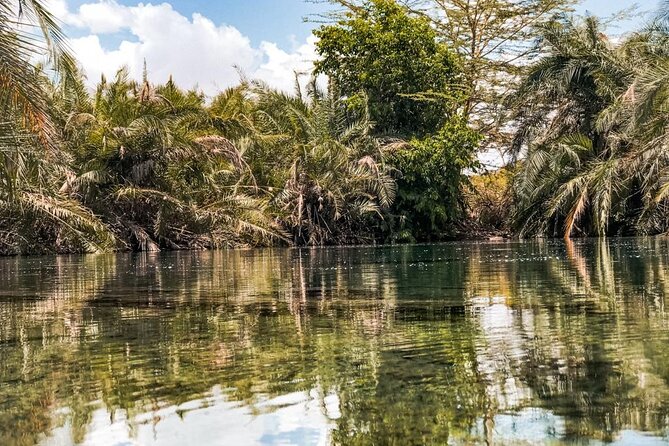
[51,0,662,95]
[64,0,660,46]
[84,1,659,41]
[62,0,333,49]
[580,0,660,33]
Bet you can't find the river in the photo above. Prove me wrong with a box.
[1,239,669,445]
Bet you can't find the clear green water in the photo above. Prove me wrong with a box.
[2,239,669,445]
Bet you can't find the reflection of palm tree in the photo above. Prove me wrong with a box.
[0,253,119,445]
[4,242,669,443]
[520,240,669,439]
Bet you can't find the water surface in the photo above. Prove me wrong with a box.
[2,239,669,445]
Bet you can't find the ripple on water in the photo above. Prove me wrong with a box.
[0,240,667,445]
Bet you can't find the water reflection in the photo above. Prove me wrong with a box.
[1,240,669,445]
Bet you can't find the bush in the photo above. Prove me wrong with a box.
[386,117,481,241]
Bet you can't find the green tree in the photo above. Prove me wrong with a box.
[60,69,283,251]
[315,0,461,137]
[329,0,577,156]
[510,17,633,238]
[315,0,482,241]
[506,12,669,238]
[388,116,481,241]
[0,0,115,254]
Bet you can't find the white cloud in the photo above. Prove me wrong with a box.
[254,35,319,90]
[75,1,133,33]
[47,0,318,95]
[47,0,71,21]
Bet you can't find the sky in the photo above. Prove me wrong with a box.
[45,0,660,95]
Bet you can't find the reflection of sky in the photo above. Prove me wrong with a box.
[42,398,669,446]
[40,388,339,446]
[467,297,669,446]
[606,431,669,446]
[471,297,534,409]
[472,408,566,443]
[31,299,669,446]
[471,409,669,445]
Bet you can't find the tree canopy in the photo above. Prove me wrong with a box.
[6,0,669,253]
[315,0,462,137]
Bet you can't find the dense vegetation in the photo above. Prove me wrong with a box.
[511,12,669,237]
[4,0,669,254]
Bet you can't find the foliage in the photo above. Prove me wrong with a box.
[315,0,480,241]
[3,66,400,251]
[465,167,514,231]
[508,12,669,238]
[0,0,76,150]
[509,16,633,237]
[330,0,578,152]
[56,69,284,251]
[315,0,461,137]
[16,0,669,251]
[386,116,481,241]
[248,81,397,245]
[0,0,115,254]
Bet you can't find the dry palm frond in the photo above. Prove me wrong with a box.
[125,221,160,252]
[562,185,589,238]
[195,136,245,171]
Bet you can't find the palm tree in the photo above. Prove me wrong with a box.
[510,16,634,238]
[61,69,284,251]
[251,80,396,245]
[0,0,75,150]
[0,0,116,254]
[614,15,669,234]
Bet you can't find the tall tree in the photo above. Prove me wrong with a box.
[315,0,480,241]
[407,1,576,109]
[315,0,462,137]
[0,0,114,254]
[406,0,577,155]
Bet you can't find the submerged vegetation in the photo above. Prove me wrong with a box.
[5,0,669,254]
